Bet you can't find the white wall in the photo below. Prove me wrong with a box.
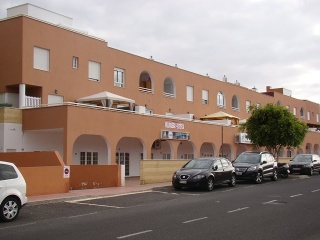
[1,123,23,152]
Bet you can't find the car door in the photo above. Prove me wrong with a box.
[0,165,8,203]
[221,158,232,181]
[212,160,224,184]
[313,155,320,172]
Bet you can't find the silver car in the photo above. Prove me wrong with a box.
[0,161,28,222]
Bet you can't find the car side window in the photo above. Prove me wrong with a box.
[214,160,223,170]
[261,154,267,163]
[0,164,18,180]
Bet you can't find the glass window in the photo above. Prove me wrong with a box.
[88,61,101,82]
[232,95,239,110]
[164,78,175,98]
[72,56,79,69]
[0,164,18,180]
[246,101,251,113]
[217,91,225,107]
[202,90,208,104]
[293,107,297,116]
[34,47,50,71]
[114,68,125,87]
[186,86,194,102]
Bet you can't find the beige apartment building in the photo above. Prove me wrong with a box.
[0,4,319,177]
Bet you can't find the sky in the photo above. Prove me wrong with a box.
[1,0,319,104]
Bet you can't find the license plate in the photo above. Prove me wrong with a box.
[180,180,187,184]
[293,168,300,170]
[236,172,242,175]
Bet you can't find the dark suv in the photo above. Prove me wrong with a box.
[233,151,278,184]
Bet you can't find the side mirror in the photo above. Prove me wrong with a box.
[213,165,218,171]
[262,161,267,164]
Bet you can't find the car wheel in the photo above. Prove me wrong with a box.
[254,171,263,184]
[271,169,278,181]
[228,174,236,187]
[206,177,214,191]
[308,168,313,176]
[0,197,21,222]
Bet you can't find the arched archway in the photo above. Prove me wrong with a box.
[314,144,319,155]
[151,139,172,159]
[72,134,109,165]
[236,144,247,158]
[219,143,233,160]
[200,142,216,157]
[116,137,144,176]
[163,77,175,98]
[139,71,153,93]
[177,141,196,159]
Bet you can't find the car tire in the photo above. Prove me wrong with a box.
[206,177,214,191]
[308,168,313,176]
[228,174,236,187]
[0,197,21,222]
[271,169,278,181]
[254,171,263,184]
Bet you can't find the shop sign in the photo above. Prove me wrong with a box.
[161,130,190,140]
[165,121,184,130]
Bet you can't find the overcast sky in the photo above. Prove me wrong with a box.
[1,0,319,104]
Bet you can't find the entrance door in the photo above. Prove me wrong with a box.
[116,152,130,176]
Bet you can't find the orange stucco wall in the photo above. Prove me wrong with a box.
[69,165,121,190]
[0,151,69,196]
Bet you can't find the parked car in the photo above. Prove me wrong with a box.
[0,161,28,222]
[288,154,320,176]
[172,157,236,191]
[233,151,278,184]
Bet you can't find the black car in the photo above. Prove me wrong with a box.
[233,151,278,184]
[289,154,320,176]
[172,157,236,191]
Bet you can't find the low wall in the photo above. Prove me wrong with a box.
[70,165,121,190]
[0,151,69,196]
[140,160,188,184]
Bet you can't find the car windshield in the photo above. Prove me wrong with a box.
[234,154,261,164]
[292,155,312,163]
[183,159,212,169]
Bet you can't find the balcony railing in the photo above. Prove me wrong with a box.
[25,96,41,107]
[163,92,175,98]
[139,87,153,94]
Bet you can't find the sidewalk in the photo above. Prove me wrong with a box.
[27,178,172,205]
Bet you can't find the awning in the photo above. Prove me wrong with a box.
[200,111,239,125]
[76,91,135,110]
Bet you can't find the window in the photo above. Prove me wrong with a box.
[246,100,251,113]
[114,68,125,87]
[0,164,18,180]
[163,78,175,98]
[286,105,290,110]
[232,95,239,110]
[72,56,79,69]
[217,91,225,107]
[202,90,208,104]
[256,103,261,109]
[300,107,304,118]
[293,107,297,116]
[139,71,153,93]
[80,152,98,165]
[307,111,310,120]
[317,113,319,122]
[88,61,101,82]
[186,86,194,102]
[34,47,49,71]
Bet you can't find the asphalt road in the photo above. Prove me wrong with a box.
[1,175,320,240]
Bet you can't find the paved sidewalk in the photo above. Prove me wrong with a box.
[27,178,172,205]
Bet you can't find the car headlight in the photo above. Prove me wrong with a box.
[248,166,257,171]
[303,164,311,168]
[172,172,177,179]
[193,174,205,180]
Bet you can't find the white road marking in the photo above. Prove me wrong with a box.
[68,212,98,218]
[117,230,153,239]
[227,207,249,213]
[0,222,36,230]
[290,194,303,198]
[311,189,320,193]
[263,200,277,204]
[67,190,153,203]
[71,202,125,208]
[263,200,285,205]
[183,217,208,224]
